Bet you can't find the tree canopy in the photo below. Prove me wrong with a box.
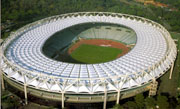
[2,0,180,39]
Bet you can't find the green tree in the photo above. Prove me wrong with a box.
[135,94,145,109]
[145,97,156,109]
[156,95,169,109]
[176,98,180,109]
[176,105,180,109]
[113,104,123,109]
[124,101,138,109]
[8,10,19,20]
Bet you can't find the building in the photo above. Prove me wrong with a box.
[0,12,177,109]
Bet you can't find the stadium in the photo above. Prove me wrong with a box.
[0,12,177,108]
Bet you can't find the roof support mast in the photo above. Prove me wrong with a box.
[103,82,107,109]
[1,71,5,90]
[62,92,65,109]
[169,61,174,79]
[24,84,28,105]
[116,90,121,104]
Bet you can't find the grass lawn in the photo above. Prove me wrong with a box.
[158,32,180,97]
[70,44,122,64]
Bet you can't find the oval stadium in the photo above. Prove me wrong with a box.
[0,12,177,108]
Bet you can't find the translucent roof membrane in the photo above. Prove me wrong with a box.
[1,12,176,93]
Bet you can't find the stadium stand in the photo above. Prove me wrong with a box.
[0,12,177,108]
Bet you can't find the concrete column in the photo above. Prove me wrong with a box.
[1,71,5,90]
[62,92,65,109]
[103,91,107,109]
[24,84,28,105]
[103,82,108,109]
[116,90,120,104]
[169,62,174,79]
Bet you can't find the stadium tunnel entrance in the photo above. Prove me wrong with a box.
[42,23,137,64]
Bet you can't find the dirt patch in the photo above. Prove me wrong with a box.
[68,39,130,58]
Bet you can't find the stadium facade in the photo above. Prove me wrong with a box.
[0,12,177,109]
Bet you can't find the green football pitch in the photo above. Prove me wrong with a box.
[70,44,122,64]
